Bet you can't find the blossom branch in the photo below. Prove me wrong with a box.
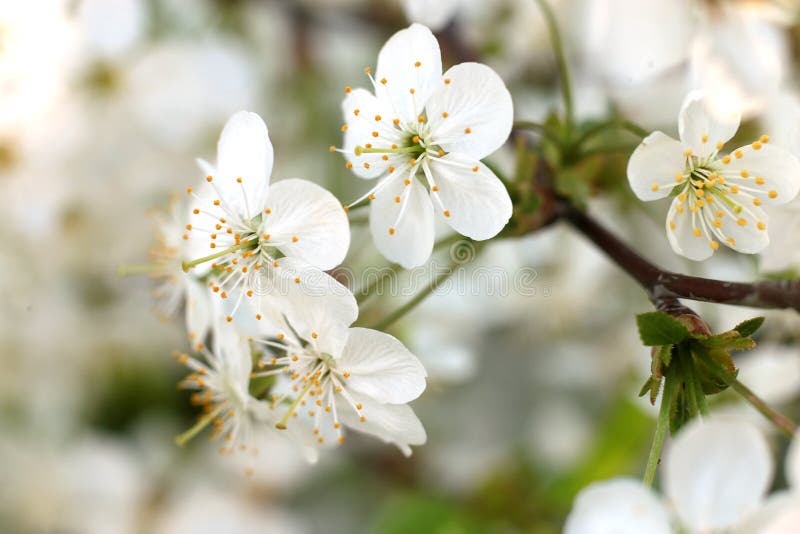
[561,203,800,312]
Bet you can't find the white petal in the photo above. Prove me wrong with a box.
[424,155,512,240]
[263,257,357,357]
[261,179,350,270]
[337,392,427,456]
[678,90,741,157]
[403,0,459,31]
[184,278,216,342]
[720,143,800,206]
[338,327,427,404]
[732,492,798,534]
[664,418,773,532]
[369,176,435,268]
[627,131,687,201]
[761,506,800,534]
[341,88,405,179]
[701,197,769,254]
[425,62,513,160]
[215,110,274,220]
[564,478,672,534]
[736,346,800,405]
[665,194,715,261]
[375,23,442,125]
[787,430,800,491]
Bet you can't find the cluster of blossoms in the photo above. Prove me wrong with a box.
[566,417,800,533]
[140,23,515,467]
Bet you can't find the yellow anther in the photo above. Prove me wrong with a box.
[464,127,472,134]
[669,221,676,230]
[414,61,421,67]
[442,112,449,118]
[292,235,299,243]
[757,221,766,230]
[755,177,765,185]
[294,277,300,284]
[329,145,335,152]
[678,193,687,202]
[769,190,778,199]
[710,241,719,250]
[735,149,743,158]
[374,114,382,121]
[371,131,379,137]
[737,217,747,226]
[395,196,401,203]
[380,78,387,84]
[206,175,213,182]
[722,156,731,164]
[727,237,736,246]
[226,316,233,323]
[676,204,684,213]
[364,66,371,74]
[346,162,353,169]
[388,166,395,173]
[388,227,395,235]
[369,194,376,200]
[444,78,451,84]
[716,141,724,150]
[752,141,763,150]
[432,185,439,192]
[701,134,708,143]
[236,177,242,183]
[713,219,722,228]
[409,88,415,94]
[693,228,702,237]
[730,185,739,194]
[753,198,762,206]
[760,134,770,143]
[444,210,451,217]
[418,115,425,123]
[651,183,660,192]
[740,170,749,178]
[675,173,684,182]
[340,124,348,132]
[684,149,692,157]
[345,86,352,93]
[363,162,370,169]
[393,119,400,125]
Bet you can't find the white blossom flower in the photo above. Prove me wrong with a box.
[144,197,220,344]
[565,418,774,533]
[402,0,460,31]
[627,91,800,260]
[251,296,428,462]
[173,323,270,463]
[184,110,351,325]
[337,23,513,268]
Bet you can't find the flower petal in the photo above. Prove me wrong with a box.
[369,175,435,268]
[627,131,687,201]
[215,110,274,220]
[701,196,769,254]
[719,143,800,206]
[665,193,715,261]
[337,391,427,456]
[564,478,672,534]
[664,418,773,532]
[678,90,741,157]
[338,327,427,404]
[403,0,459,31]
[185,278,217,343]
[375,23,442,125]
[261,179,350,270]
[424,154,512,240]
[762,507,800,534]
[261,257,358,356]
[425,62,513,160]
[341,88,405,179]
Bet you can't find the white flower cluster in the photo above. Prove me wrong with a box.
[147,23,514,466]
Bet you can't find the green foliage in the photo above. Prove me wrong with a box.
[734,317,766,338]
[636,311,690,346]
[372,494,484,534]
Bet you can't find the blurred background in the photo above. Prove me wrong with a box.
[3,0,800,532]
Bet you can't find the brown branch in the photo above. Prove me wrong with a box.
[561,203,800,313]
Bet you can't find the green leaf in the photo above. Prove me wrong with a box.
[638,377,654,398]
[695,331,756,351]
[658,344,674,367]
[636,312,690,346]
[734,317,765,338]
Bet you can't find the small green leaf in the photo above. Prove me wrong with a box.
[734,317,765,338]
[636,312,690,346]
[658,344,674,367]
[695,331,756,351]
[638,377,653,398]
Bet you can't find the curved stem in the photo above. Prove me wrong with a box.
[366,244,482,331]
[576,119,649,147]
[532,0,573,129]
